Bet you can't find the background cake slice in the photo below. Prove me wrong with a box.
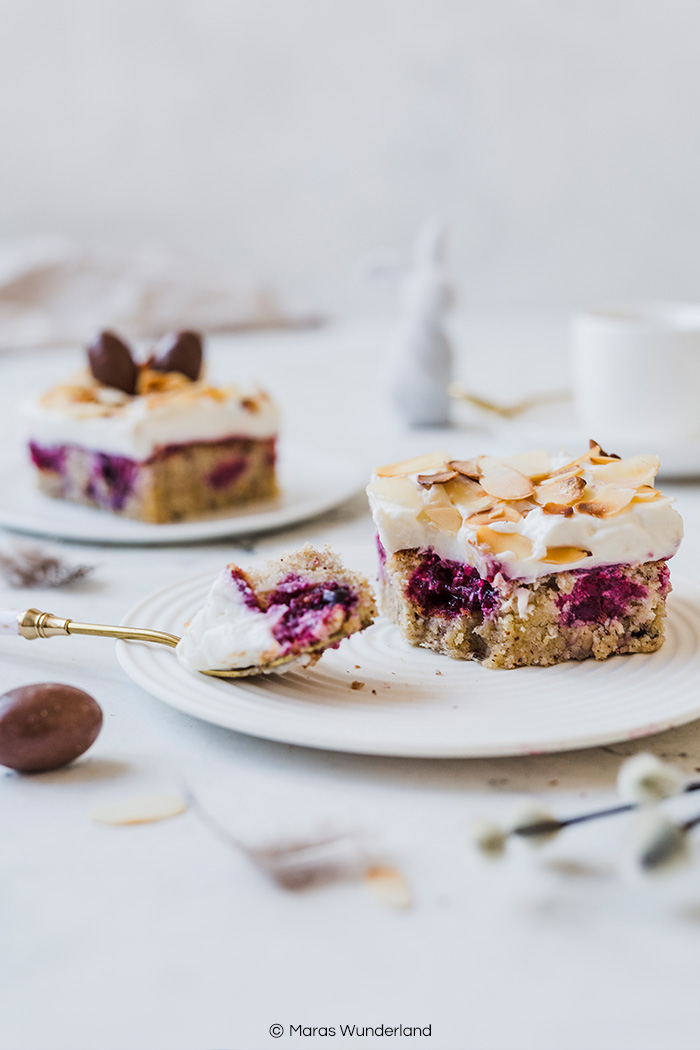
[176,545,376,674]
[23,330,279,523]
[367,444,683,669]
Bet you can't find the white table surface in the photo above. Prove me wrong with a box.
[3,319,700,1050]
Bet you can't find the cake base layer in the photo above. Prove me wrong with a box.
[379,547,671,669]
[30,437,277,524]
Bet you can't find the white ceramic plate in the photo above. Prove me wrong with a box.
[116,571,700,758]
[0,445,364,545]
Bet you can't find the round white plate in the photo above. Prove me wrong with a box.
[116,571,700,758]
[0,445,364,545]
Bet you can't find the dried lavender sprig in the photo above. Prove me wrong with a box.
[0,544,94,588]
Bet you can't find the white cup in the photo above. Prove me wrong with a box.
[572,303,700,446]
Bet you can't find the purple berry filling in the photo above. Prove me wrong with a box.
[154,435,276,463]
[376,534,387,580]
[268,575,357,650]
[658,562,671,597]
[230,567,262,610]
[405,550,500,620]
[230,568,358,653]
[207,457,248,490]
[91,452,138,510]
[29,442,137,509]
[556,565,649,627]
[29,442,66,473]
[29,434,276,514]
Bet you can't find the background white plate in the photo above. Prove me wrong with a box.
[116,571,700,757]
[0,445,364,545]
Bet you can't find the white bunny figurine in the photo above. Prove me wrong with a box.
[388,219,454,427]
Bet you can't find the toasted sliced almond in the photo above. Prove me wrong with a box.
[476,454,501,472]
[465,503,521,527]
[508,449,553,478]
[417,470,458,487]
[365,866,412,910]
[443,481,491,517]
[479,465,534,501]
[590,439,620,459]
[534,475,587,506]
[448,458,481,479]
[590,456,620,465]
[422,505,463,533]
[548,446,599,478]
[444,476,482,498]
[465,509,497,527]
[511,499,537,515]
[542,502,574,516]
[366,476,423,510]
[590,454,660,488]
[476,526,533,559]
[375,451,448,478]
[443,476,482,501]
[541,546,592,564]
[91,793,187,826]
[422,483,453,509]
[633,485,662,503]
[575,484,636,518]
[543,465,585,482]
[499,504,523,522]
[474,451,551,479]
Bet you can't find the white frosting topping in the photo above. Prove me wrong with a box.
[23,372,278,460]
[176,568,312,674]
[367,449,683,583]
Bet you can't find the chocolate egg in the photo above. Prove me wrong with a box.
[0,683,103,773]
[87,331,138,395]
[151,331,203,381]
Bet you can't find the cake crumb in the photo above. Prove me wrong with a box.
[351,681,365,691]
[435,670,442,676]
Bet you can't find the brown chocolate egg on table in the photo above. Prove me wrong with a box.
[0,683,103,773]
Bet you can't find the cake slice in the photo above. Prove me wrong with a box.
[23,330,279,523]
[176,545,377,674]
[367,444,683,669]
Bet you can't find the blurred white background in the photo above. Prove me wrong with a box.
[1,0,699,315]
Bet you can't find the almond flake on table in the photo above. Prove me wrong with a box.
[364,865,412,910]
[90,793,187,826]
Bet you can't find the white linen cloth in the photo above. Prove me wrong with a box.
[0,238,321,350]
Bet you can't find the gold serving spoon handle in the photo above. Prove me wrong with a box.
[449,381,570,419]
[7,607,350,679]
